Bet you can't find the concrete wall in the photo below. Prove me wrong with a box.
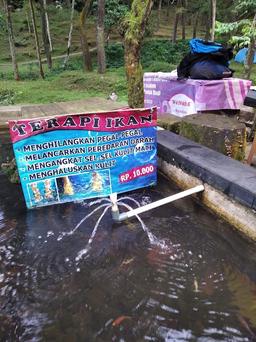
[157,130,256,241]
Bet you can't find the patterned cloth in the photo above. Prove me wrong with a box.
[144,72,252,117]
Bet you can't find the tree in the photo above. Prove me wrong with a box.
[103,0,128,42]
[97,0,106,73]
[63,0,75,68]
[181,0,186,40]
[39,0,52,69]
[244,13,256,79]
[215,0,256,78]
[29,0,45,78]
[3,0,20,80]
[192,12,199,38]
[43,0,52,52]
[171,0,186,43]
[211,0,217,41]
[157,0,162,30]
[80,0,93,71]
[171,0,180,43]
[124,0,153,107]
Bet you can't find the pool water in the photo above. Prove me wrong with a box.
[0,174,256,341]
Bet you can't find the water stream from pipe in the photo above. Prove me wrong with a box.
[59,195,167,263]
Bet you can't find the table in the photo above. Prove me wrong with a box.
[144,72,252,117]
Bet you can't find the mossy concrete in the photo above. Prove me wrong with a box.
[237,105,255,124]
[157,114,181,133]
[180,113,246,161]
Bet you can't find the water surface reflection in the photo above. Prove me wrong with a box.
[0,175,256,341]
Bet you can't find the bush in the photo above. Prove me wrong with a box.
[104,40,190,71]
[0,89,15,105]
[141,39,190,67]
[106,43,124,68]
[145,61,176,72]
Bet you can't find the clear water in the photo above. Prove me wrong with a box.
[0,174,256,341]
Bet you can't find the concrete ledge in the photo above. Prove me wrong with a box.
[157,131,256,210]
[157,130,256,240]
[158,160,256,241]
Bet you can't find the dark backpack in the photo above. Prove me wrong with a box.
[177,39,234,80]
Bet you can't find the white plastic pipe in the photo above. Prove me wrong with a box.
[110,192,120,221]
[117,185,204,222]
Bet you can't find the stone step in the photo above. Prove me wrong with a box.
[179,113,246,161]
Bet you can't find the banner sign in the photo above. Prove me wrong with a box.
[8,108,157,209]
[144,72,252,116]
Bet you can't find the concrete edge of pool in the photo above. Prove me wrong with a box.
[157,130,256,241]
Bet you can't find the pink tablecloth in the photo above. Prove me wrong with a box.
[143,72,252,117]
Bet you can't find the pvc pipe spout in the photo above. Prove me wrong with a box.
[110,193,120,222]
[117,184,204,222]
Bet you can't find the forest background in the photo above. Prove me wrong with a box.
[0,0,255,107]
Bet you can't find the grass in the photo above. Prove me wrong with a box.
[0,67,128,105]
[1,59,255,106]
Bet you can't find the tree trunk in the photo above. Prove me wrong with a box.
[211,0,216,41]
[29,0,44,79]
[63,0,75,68]
[43,0,52,52]
[192,12,199,38]
[124,0,154,108]
[171,13,179,43]
[244,14,256,79]
[97,0,106,74]
[80,0,93,71]
[181,12,185,40]
[3,0,20,81]
[166,0,170,18]
[205,16,210,41]
[39,0,52,69]
[26,10,31,34]
[181,0,186,40]
[157,0,162,30]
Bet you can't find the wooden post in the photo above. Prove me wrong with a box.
[247,134,256,165]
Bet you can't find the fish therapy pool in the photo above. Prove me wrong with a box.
[0,174,256,341]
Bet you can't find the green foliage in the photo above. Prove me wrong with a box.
[215,19,254,49]
[105,40,189,69]
[141,39,189,67]
[104,0,128,33]
[0,89,16,105]
[105,43,124,68]
[145,61,176,72]
[124,0,152,43]
[215,20,251,35]
[92,0,128,34]
[235,0,256,16]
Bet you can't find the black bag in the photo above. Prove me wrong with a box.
[177,40,234,80]
[189,60,233,80]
